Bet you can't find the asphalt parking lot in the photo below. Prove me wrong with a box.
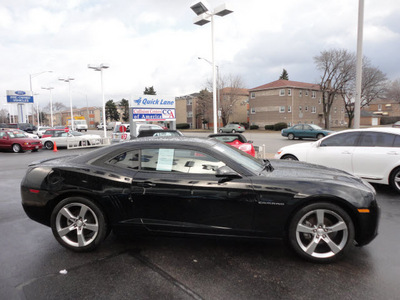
[1,132,400,299]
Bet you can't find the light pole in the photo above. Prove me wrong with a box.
[59,77,75,131]
[354,0,364,129]
[29,70,52,125]
[42,87,54,127]
[198,57,221,127]
[88,64,110,138]
[191,2,233,133]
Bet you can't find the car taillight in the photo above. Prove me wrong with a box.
[239,144,251,151]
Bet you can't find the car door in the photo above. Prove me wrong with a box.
[352,132,400,180]
[291,124,303,137]
[0,132,10,149]
[130,146,256,235]
[306,131,361,174]
[302,125,314,138]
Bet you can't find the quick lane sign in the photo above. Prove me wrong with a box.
[131,96,176,121]
[7,90,34,103]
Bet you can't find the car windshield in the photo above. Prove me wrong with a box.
[213,142,262,174]
[8,131,28,138]
[310,124,323,130]
[70,131,83,136]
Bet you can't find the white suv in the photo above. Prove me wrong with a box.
[111,123,163,143]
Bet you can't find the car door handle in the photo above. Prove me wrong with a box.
[387,151,399,155]
[137,182,156,187]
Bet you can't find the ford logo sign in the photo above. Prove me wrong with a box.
[15,91,26,95]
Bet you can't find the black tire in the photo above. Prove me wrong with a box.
[44,141,54,150]
[288,202,354,263]
[50,197,108,252]
[219,129,223,133]
[316,133,325,140]
[281,154,298,161]
[288,133,295,140]
[389,167,400,193]
[12,144,21,153]
[231,129,236,133]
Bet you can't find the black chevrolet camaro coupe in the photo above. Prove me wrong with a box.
[21,137,380,263]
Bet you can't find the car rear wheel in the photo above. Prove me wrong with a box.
[51,197,108,252]
[316,133,325,140]
[281,154,298,161]
[231,129,236,133]
[44,141,53,150]
[288,202,354,263]
[288,133,295,140]
[389,167,400,193]
[219,129,223,133]
[12,144,21,153]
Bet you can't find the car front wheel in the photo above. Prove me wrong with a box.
[288,202,354,263]
[219,129,223,133]
[317,133,325,140]
[44,141,54,150]
[51,197,108,252]
[281,154,298,161]
[12,144,21,153]
[288,133,295,140]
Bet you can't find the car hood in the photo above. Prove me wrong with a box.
[267,159,371,188]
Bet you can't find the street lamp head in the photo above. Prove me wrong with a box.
[88,64,110,71]
[59,77,74,82]
[41,87,54,90]
[190,1,210,15]
[100,63,110,69]
[193,13,210,26]
[214,4,233,16]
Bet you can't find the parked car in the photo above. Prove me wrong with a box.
[97,123,105,130]
[111,123,164,143]
[208,133,255,157]
[6,123,37,133]
[42,128,68,138]
[137,129,183,138]
[0,130,42,152]
[281,124,333,140]
[392,121,400,128]
[42,130,101,149]
[275,127,400,193]
[34,126,51,138]
[219,123,245,133]
[21,137,379,262]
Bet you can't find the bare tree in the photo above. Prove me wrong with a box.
[196,89,212,129]
[314,49,356,129]
[342,59,387,127]
[0,108,8,123]
[207,74,246,126]
[43,101,67,113]
[386,79,400,103]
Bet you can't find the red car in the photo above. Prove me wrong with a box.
[0,130,42,152]
[208,133,256,157]
[41,128,68,138]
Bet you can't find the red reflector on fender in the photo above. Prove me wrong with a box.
[29,189,40,194]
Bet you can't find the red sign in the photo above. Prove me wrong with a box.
[64,126,69,133]
[119,125,127,133]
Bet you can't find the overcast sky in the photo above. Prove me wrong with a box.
[1,0,399,110]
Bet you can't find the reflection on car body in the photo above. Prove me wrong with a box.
[21,137,379,263]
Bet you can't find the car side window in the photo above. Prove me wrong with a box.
[141,148,225,174]
[359,132,395,147]
[293,125,302,130]
[393,136,400,147]
[320,132,360,147]
[106,150,140,170]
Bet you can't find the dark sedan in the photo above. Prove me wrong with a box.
[21,137,379,262]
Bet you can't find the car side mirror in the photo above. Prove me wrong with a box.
[216,166,242,179]
[248,140,253,144]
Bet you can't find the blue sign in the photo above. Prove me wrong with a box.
[6,90,34,103]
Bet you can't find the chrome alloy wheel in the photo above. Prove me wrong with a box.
[295,209,348,259]
[55,202,99,248]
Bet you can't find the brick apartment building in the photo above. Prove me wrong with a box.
[249,79,346,128]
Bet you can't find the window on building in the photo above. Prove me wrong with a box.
[187,99,192,106]
[311,106,316,113]
[299,106,302,111]
[187,111,193,118]
[305,91,309,96]
[288,106,292,113]
[318,98,322,104]
[299,91,302,97]
[279,89,285,96]
[334,107,337,114]
[250,92,255,99]
[250,107,256,114]
[312,91,316,98]
[305,106,309,112]
[279,106,285,113]
[378,104,382,111]
[288,89,292,96]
